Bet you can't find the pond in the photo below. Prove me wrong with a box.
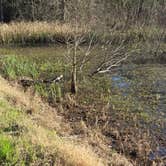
[0,46,165,161]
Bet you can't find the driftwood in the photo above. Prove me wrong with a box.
[19,75,63,88]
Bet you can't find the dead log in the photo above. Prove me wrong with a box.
[19,75,63,88]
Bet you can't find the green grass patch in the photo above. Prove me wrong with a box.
[0,99,24,138]
[0,54,68,103]
[0,135,15,164]
[0,97,58,165]
[0,55,39,79]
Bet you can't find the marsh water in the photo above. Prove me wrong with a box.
[112,64,166,160]
[0,46,166,160]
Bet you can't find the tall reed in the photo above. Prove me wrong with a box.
[0,22,165,45]
[0,22,93,45]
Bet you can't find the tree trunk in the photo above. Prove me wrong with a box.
[137,0,144,20]
[0,0,4,22]
[59,0,65,21]
[31,0,35,21]
[71,42,77,94]
[71,66,77,94]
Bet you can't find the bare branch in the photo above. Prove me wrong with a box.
[91,49,131,76]
[79,33,97,71]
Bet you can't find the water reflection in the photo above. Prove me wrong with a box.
[111,75,130,89]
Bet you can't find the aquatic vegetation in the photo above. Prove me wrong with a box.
[0,55,67,103]
[0,55,39,79]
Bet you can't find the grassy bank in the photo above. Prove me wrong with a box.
[0,76,104,166]
[0,75,135,166]
[0,22,165,45]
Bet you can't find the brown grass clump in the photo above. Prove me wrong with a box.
[109,153,133,166]
[26,122,104,166]
[0,22,91,45]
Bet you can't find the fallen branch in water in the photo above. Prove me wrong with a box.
[19,75,63,88]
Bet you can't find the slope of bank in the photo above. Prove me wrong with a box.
[0,76,132,166]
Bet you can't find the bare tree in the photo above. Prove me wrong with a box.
[137,0,144,20]
[64,26,134,94]
[65,28,85,94]
[60,0,138,94]
[59,0,65,21]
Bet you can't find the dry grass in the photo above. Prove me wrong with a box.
[0,22,91,45]
[24,120,104,166]
[0,21,79,35]
[0,21,165,45]
[109,153,133,166]
[0,75,39,110]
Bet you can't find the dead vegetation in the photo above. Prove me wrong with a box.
[0,22,165,46]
